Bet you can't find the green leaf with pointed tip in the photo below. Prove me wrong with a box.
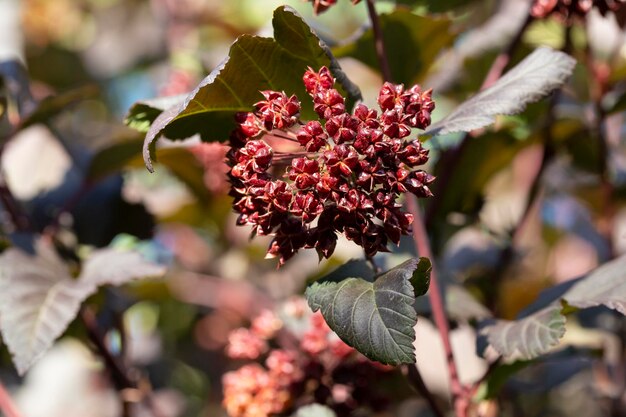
[125,94,187,133]
[139,5,359,172]
[306,258,421,365]
[334,11,454,85]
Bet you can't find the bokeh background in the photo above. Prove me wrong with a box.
[2,0,626,416]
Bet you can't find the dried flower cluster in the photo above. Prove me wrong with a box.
[531,0,625,19]
[227,67,435,265]
[308,0,362,15]
[222,298,394,417]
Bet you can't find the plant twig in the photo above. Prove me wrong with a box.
[364,0,392,83]
[80,307,165,417]
[366,254,381,274]
[364,0,467,413]
[0,177,31,232]
[80,307,136,391]
[481,13,535,90]
[402,364,446,417]
[406,195,467,416]
[0,378,23,417]
[81,308,137,417]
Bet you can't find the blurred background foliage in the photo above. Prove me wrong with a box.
[2,0,626,416]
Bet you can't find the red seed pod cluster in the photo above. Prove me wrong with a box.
[222,298,394,417]
[227,67,435,266]
[531,0,625,19]
[308,0,362,15]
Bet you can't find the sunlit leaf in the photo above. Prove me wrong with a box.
[140,6,359,172]
[125,94,187,133]
[306,258,424,365]
[0,240,165,374]
[425,47,576,136]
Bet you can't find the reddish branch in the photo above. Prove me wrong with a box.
[0,379,23,417]
[407,196,468,415]
[363,1,466,415]
[365,0,392,83]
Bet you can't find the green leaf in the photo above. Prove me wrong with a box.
[474,360,531,400]
[125,94,187,133]
[141,5,359,172]
[334,11,454,85]
[87,137,144,181]
[410,257,431,297]
[306,258,421,365]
